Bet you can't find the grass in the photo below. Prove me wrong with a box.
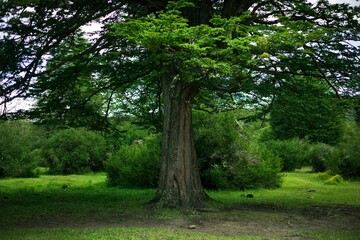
[209,170,360,208]
[0,228,265,240]
[0,169,359,239]
[300,230,360,240]
[0,173,155,226]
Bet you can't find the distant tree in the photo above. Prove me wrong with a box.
[354,96,360,126]
[270,78,346,145]
[0,120,44,177]
[1,0,359,208]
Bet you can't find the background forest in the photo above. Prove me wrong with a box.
[1,89,359,189]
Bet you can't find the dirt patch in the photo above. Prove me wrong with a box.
[7,204,360,239]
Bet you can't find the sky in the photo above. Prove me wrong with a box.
[330,0,359,4]
[2,0,359,114]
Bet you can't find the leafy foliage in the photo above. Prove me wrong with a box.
[0,120,44,177]
[193,111,282,190]
[113,121,158,145]
[263,138,311,172]
[1,0,359,207]
[352,96,360,126]
[327,123,360,178]
[270,78,346,145]
[106,133,161,188]
[308,143,334,173]
[30,31,110,131]
[106,111,282,190]
[43,128,107,174]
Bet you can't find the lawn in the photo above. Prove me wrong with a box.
[211,169,360,207]
[0,170,359,239]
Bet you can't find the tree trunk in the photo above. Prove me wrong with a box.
[149,70,210,209]
[149,0,247,209]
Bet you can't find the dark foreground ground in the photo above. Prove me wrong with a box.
[5,203,360,239]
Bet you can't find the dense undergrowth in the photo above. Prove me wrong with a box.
[1,111,359,190]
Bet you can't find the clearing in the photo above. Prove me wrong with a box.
[0,170,359,239]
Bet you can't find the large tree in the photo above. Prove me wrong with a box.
[1,0,359,208]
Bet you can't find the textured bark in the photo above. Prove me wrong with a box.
[222,0,255,18]
[149,0,254,209]
[150,69,210,208]
[182,0,212,25]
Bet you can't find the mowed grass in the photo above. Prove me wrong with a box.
[0,169,359,239]
[210,169,360,207]
[0,228,264,240]
[0,173,156,226]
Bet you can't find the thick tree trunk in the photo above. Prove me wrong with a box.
[149,0,249,209]
[149,71,210,208]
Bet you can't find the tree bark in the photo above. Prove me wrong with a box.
[149,69,210,208]
[149,0,252,209]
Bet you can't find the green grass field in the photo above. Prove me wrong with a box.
[0,170,359,240]
[211,169,360,207]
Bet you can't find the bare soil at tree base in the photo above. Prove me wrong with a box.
[8,203,360,239]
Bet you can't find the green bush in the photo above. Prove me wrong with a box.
[193,111,282,190]
[43,128,107,174]
[309,143,334,172]
[326,124,360,178]
[200,145,282,190]
[0,120,43,178]
[324,174,344,185]
[203,165,230,189]
[264,138,310,172]
[248,146,283,189]
[317,170,335,180]
[116,121,156,145]
[106,134,161,188]
[228,149,282,190]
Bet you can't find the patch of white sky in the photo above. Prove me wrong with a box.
[3,0,359,113]
[329,0,359,4]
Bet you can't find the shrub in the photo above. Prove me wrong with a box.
[264,138,310,172]
[324,174,344,185]
[116,121,156,145]
[317,170,335,180]
[203,165,230,189]
[193,111,282,190]
[309,143,334,172]
[43,128,107,174]
[317,170,345,184]
[0,120,43,178]
[325,124,360,178]
[233,151,283,190]
[201,147,282,190]
[106,134,161,188]
[194,111,247,176]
